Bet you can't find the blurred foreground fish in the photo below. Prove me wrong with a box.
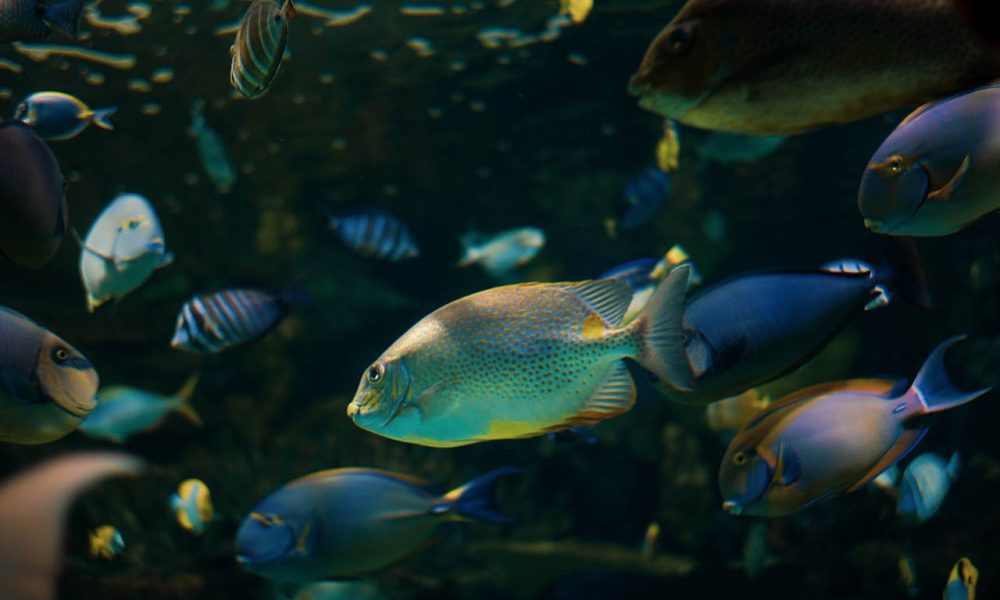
[859,84,1000,236]
[944,557,978,600]
[189,100,236,194]
[664,242,930,403]
[606,166,670,236]
[88,525,124,560]
[230,0,297,99]
[897,452,960,523]
[718,336,990,517]
[236,467,520,581]
[0,122,67,269]
[14,92,115,141]
[559,0,591,25]
[628,0,997,135]
[899,555,920,597]
[171,288,303,354]
[348,267,692,447]
[655,119,681,173]
[0,453,142,600]
[79,375,200,443]
[0,0,84,43]
[640,522,661,565]
[78,193,173,312]
[457,227,545,277]
[327,209,419,261]
[171,478,214,535]
[0,307,98,444]
[705,389,771,433]
[871,464,900,497]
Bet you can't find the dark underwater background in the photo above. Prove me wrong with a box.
[0,0,998,598]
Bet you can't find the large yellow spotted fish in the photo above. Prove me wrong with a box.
[348,267,692,447]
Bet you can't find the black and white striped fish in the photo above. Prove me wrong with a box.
[327,209,420,262]
[229,0,297,99]
[171,288,299,354]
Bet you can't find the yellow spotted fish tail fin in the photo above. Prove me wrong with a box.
[633,265,694,391]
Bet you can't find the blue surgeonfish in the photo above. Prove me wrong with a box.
[0,453,142,600]
[347,267,692,447]
[661,240,930,403]
[79,375,200,442]
[78,193,173,312]
[235,467,520,581]
[88,525,124,560]
[0,122,67,270]
[0,307,98,444]
[14,92,115,141]
[171,288,305,354]
[860,84,1000,236]
[457,227,545,277]
[897,452,960,523]
[718,336,990,517]
[189,99,236,194]
[171,478,214,535]
[326,209,420,262]
[944,557,978,600]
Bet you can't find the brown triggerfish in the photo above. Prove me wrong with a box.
[0,122,68,269]
[859,84,1000,236]
[348,267,693,447]
[718,336,990,517]
[628,0,997,135]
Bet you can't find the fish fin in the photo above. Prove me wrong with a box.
[947,452,961,480]
[281,0,297,20]
[897,100,940,128]
[845,429,927,493]
[439,467,522,523]
[90,107,116,131]
[0,369,41,406]
[41,0,85,39]
[172,375,202,426]
[925,155,971,202]
[743,379,898,432]
[174,403,202,427]
[775,442,801,486]
[456,246,479,267]
[563,278,633,327]
[158,251,175,270]
[634,265,694,391]
[910,335,990,416]
[581,359,637,422]
[874,237,932,309]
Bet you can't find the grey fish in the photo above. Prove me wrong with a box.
[230,0,297,99]
[0,0,84,43]
[628,0,997,135]
[0,122,67,269]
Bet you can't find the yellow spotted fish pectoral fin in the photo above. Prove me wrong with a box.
[562,278,634,328]
[545,360,637,432]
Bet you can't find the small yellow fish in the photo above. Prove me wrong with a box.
[655,119,681,173]
[89,525,124,560]
[945,557,978,600]
[559,0,592,25]
[170,478,214,535]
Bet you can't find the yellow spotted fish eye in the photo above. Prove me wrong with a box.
[733,451,748,466]
[366,362,385,385]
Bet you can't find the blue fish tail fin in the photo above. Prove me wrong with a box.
[43,0,85,39]
[635,265,694,391]
[438,468,522,523]
[912,335,990,415]
[91,107,116,131]
[875,237,932,309]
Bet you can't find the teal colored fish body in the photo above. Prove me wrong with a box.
[348,268,692,447]
[719,337,989,517]
[79,376,199,442]
[860,84,1000,236]
[235,467,519,581]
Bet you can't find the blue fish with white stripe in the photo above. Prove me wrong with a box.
[170,288,303,354]
[327,209,419,262]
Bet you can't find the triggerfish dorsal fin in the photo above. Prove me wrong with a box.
[563,278,634,327]
[438,467,523,523]
[911,335,991,416]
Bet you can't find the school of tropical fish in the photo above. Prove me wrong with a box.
[0,0,997,598]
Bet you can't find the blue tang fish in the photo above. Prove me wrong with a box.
[718,336,990,517]
[79,375,200,443]
[457,227,545,277]
[14,92,115,142]
[944,557,978,600]
[663,241,929,403]
[859,84,1000,236]
[78,193,173,312]
[897,451,960,523]
[236,467,519,582]
[348,267,692,447]
[327,208,420,262]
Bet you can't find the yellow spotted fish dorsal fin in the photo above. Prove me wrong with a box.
[562,278,633,328]
[542,359,636,432]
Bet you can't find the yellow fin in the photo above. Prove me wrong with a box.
[581,314,606,339]
[543,360,636,432]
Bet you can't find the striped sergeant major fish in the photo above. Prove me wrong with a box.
[327,208,420,262]
[170,288,306,354]
[229,0,297,99]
